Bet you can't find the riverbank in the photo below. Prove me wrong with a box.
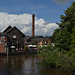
[0,50,37,56]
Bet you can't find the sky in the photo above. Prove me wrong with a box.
[0,0,75,36]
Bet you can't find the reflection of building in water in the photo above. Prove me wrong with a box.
[0,58,11,75]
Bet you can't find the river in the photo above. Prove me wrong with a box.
[0,55,69,75]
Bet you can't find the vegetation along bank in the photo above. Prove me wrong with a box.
[38,1,75,75]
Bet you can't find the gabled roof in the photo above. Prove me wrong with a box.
[43,38,50,41]
[32,36,44,38]
[31,36,44,42]
[5,26,25,37]
[3,26,25,37]
[24,36,31,41]
[3,25,12,33]
[31,38,44,42]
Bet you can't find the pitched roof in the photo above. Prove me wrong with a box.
[3,26,25,37]
[43,38,50,41]
[31,38,44,42]
[3,25,12,33]
[32,36,44,38]
[6,26,25,37]
[24,37,31,41]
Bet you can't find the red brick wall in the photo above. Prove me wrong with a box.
[0,37,1,40]
[5,36,7,42]
[0,44,6,53]
[25,41,27,44]
[0,36,7,53]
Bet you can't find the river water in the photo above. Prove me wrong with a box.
[0,55,68,75]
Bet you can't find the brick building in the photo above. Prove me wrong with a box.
[24,36,51,48]
[0,32,8,53]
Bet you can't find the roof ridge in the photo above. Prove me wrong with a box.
[3,25,12,33]
[5,26,25,37]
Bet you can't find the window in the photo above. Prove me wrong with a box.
[1,40,4,44]
[1,36,5,44]
[1,36,5,40]
[0,41,1,44]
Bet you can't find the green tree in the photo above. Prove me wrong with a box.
[38,2,75,74]
[68,13,75,74]
[52,2,75,74]
[70,13,75,51]
[53,2,75,51]
[38,43,60,68]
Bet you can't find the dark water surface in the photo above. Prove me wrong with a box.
[0,55,68,75]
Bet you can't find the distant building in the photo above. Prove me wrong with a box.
[24,36,51,48]
[37,37,51,47]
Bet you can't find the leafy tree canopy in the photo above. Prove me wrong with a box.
[52,1,75,51]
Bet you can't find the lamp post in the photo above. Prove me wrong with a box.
[5,43,8,56]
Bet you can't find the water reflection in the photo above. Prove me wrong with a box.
[22,56,42,75]
[0,57,11,75]
[0,55,68,75]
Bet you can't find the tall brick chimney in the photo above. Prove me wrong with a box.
[32,14,35,37]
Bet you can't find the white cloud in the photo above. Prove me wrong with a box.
[0,12,58,36]
[35,19,58,36]
[53,0,70,4]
